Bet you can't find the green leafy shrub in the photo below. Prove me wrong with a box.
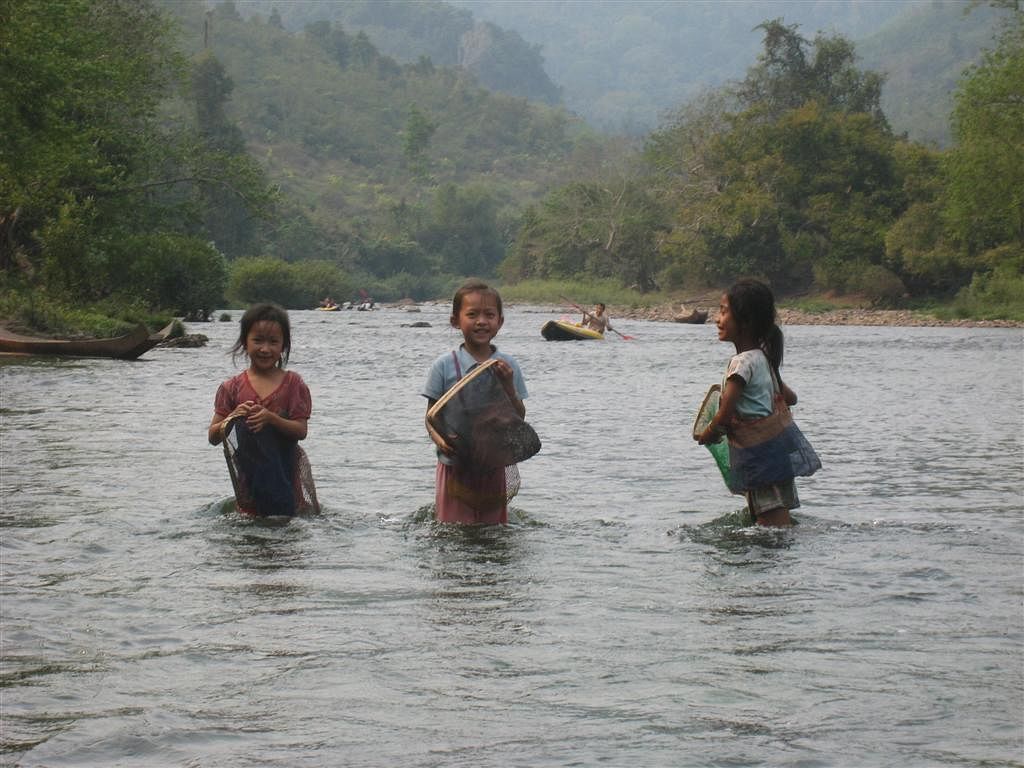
[847,263,908,307]
[227,256,353,308]
[949,245,1024,321]
[116,233,228,319]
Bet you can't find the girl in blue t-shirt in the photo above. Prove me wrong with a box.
[422,279,528,524]
[695,279,805,527]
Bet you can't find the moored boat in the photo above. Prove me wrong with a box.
[540,320,605,341]
[0,323,169,360]
[674,308,708,324]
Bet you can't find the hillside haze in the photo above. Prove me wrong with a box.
[230,0,1007,143]
[440,0,1007,143]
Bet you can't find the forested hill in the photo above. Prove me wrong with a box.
[232,0,561,106]
[3,0,1019,329]
[158,0,594,294]
[227,0,1008,144]
[857,1,1010,146]
[449,0,1007,143]
[236,0,909,135]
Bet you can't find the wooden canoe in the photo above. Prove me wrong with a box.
[674,309,708,324]
[0,323,167,360]
[540,320,605,341]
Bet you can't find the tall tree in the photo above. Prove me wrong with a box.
[646,22,903,295]
[944,10,1023,251]
[737,20,888,129]
[505,162,667,291]
[0,0,272,314]
[403,105,437,179]
[188,51,268,257]
[0,0,181,295]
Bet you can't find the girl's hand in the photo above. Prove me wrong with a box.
[425,413,456,455]
[229,402,254,420]
[491,360,526,417]
[436,433,457,456]
[491,359,513,382]
[245,403,275,432]
[491,359,519,398]
[696,424,723,445]
[210,402,255,446]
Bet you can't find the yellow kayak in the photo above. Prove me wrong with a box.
[540,320,604,341]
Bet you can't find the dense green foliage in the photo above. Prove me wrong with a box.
[227,256,352,308]
[928,8,1023,318]
[0,0,591,328]
[0,0,273,325]
[157,0,589,304]
[1,0,1020,328]
[515,12,1023,315]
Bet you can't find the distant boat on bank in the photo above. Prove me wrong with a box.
[674,307,708,324]
[0,322,172,360]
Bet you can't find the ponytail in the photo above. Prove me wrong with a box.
[761,323,784,373]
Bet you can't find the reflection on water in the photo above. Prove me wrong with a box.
[412,520,532,647]
[1,311,1021,767]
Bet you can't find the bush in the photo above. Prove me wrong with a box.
[950,245,1024,321]
[120,233,228,318]
[227,256,304,307]
[291,260,354,307]
[227,256,354,308]
[847,263,907,307]
[373,271,453,301]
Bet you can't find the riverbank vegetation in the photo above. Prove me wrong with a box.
[1,0,1021,337]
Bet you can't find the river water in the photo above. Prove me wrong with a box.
[1,306,1022,767]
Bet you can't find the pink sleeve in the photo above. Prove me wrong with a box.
[286,372,312,421]
[213,380,236,418]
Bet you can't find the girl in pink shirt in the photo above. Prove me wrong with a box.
[209,304,316,516]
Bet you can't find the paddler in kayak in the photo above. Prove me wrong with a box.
[581,302,613,335]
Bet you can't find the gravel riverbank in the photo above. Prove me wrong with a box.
[610,303,1022,328]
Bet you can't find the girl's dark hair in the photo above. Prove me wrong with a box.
[726,278,784,370]
[451,278,503,320]
[230,303,292,367]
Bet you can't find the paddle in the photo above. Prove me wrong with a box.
[559,296,635,340]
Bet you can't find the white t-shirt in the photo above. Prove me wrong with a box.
[724,349,776,419]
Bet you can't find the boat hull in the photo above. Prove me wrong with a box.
[674,310,708,324]
[541,320,605,341]
[0,323,164,360]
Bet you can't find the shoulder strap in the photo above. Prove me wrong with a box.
[451,350,462,381]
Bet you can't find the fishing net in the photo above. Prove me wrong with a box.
[428,358,540,505]
[693,385,732,488]
[222,417,319,516]
[693,383,821,495]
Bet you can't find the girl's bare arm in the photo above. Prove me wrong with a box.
[696,376,743,444]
